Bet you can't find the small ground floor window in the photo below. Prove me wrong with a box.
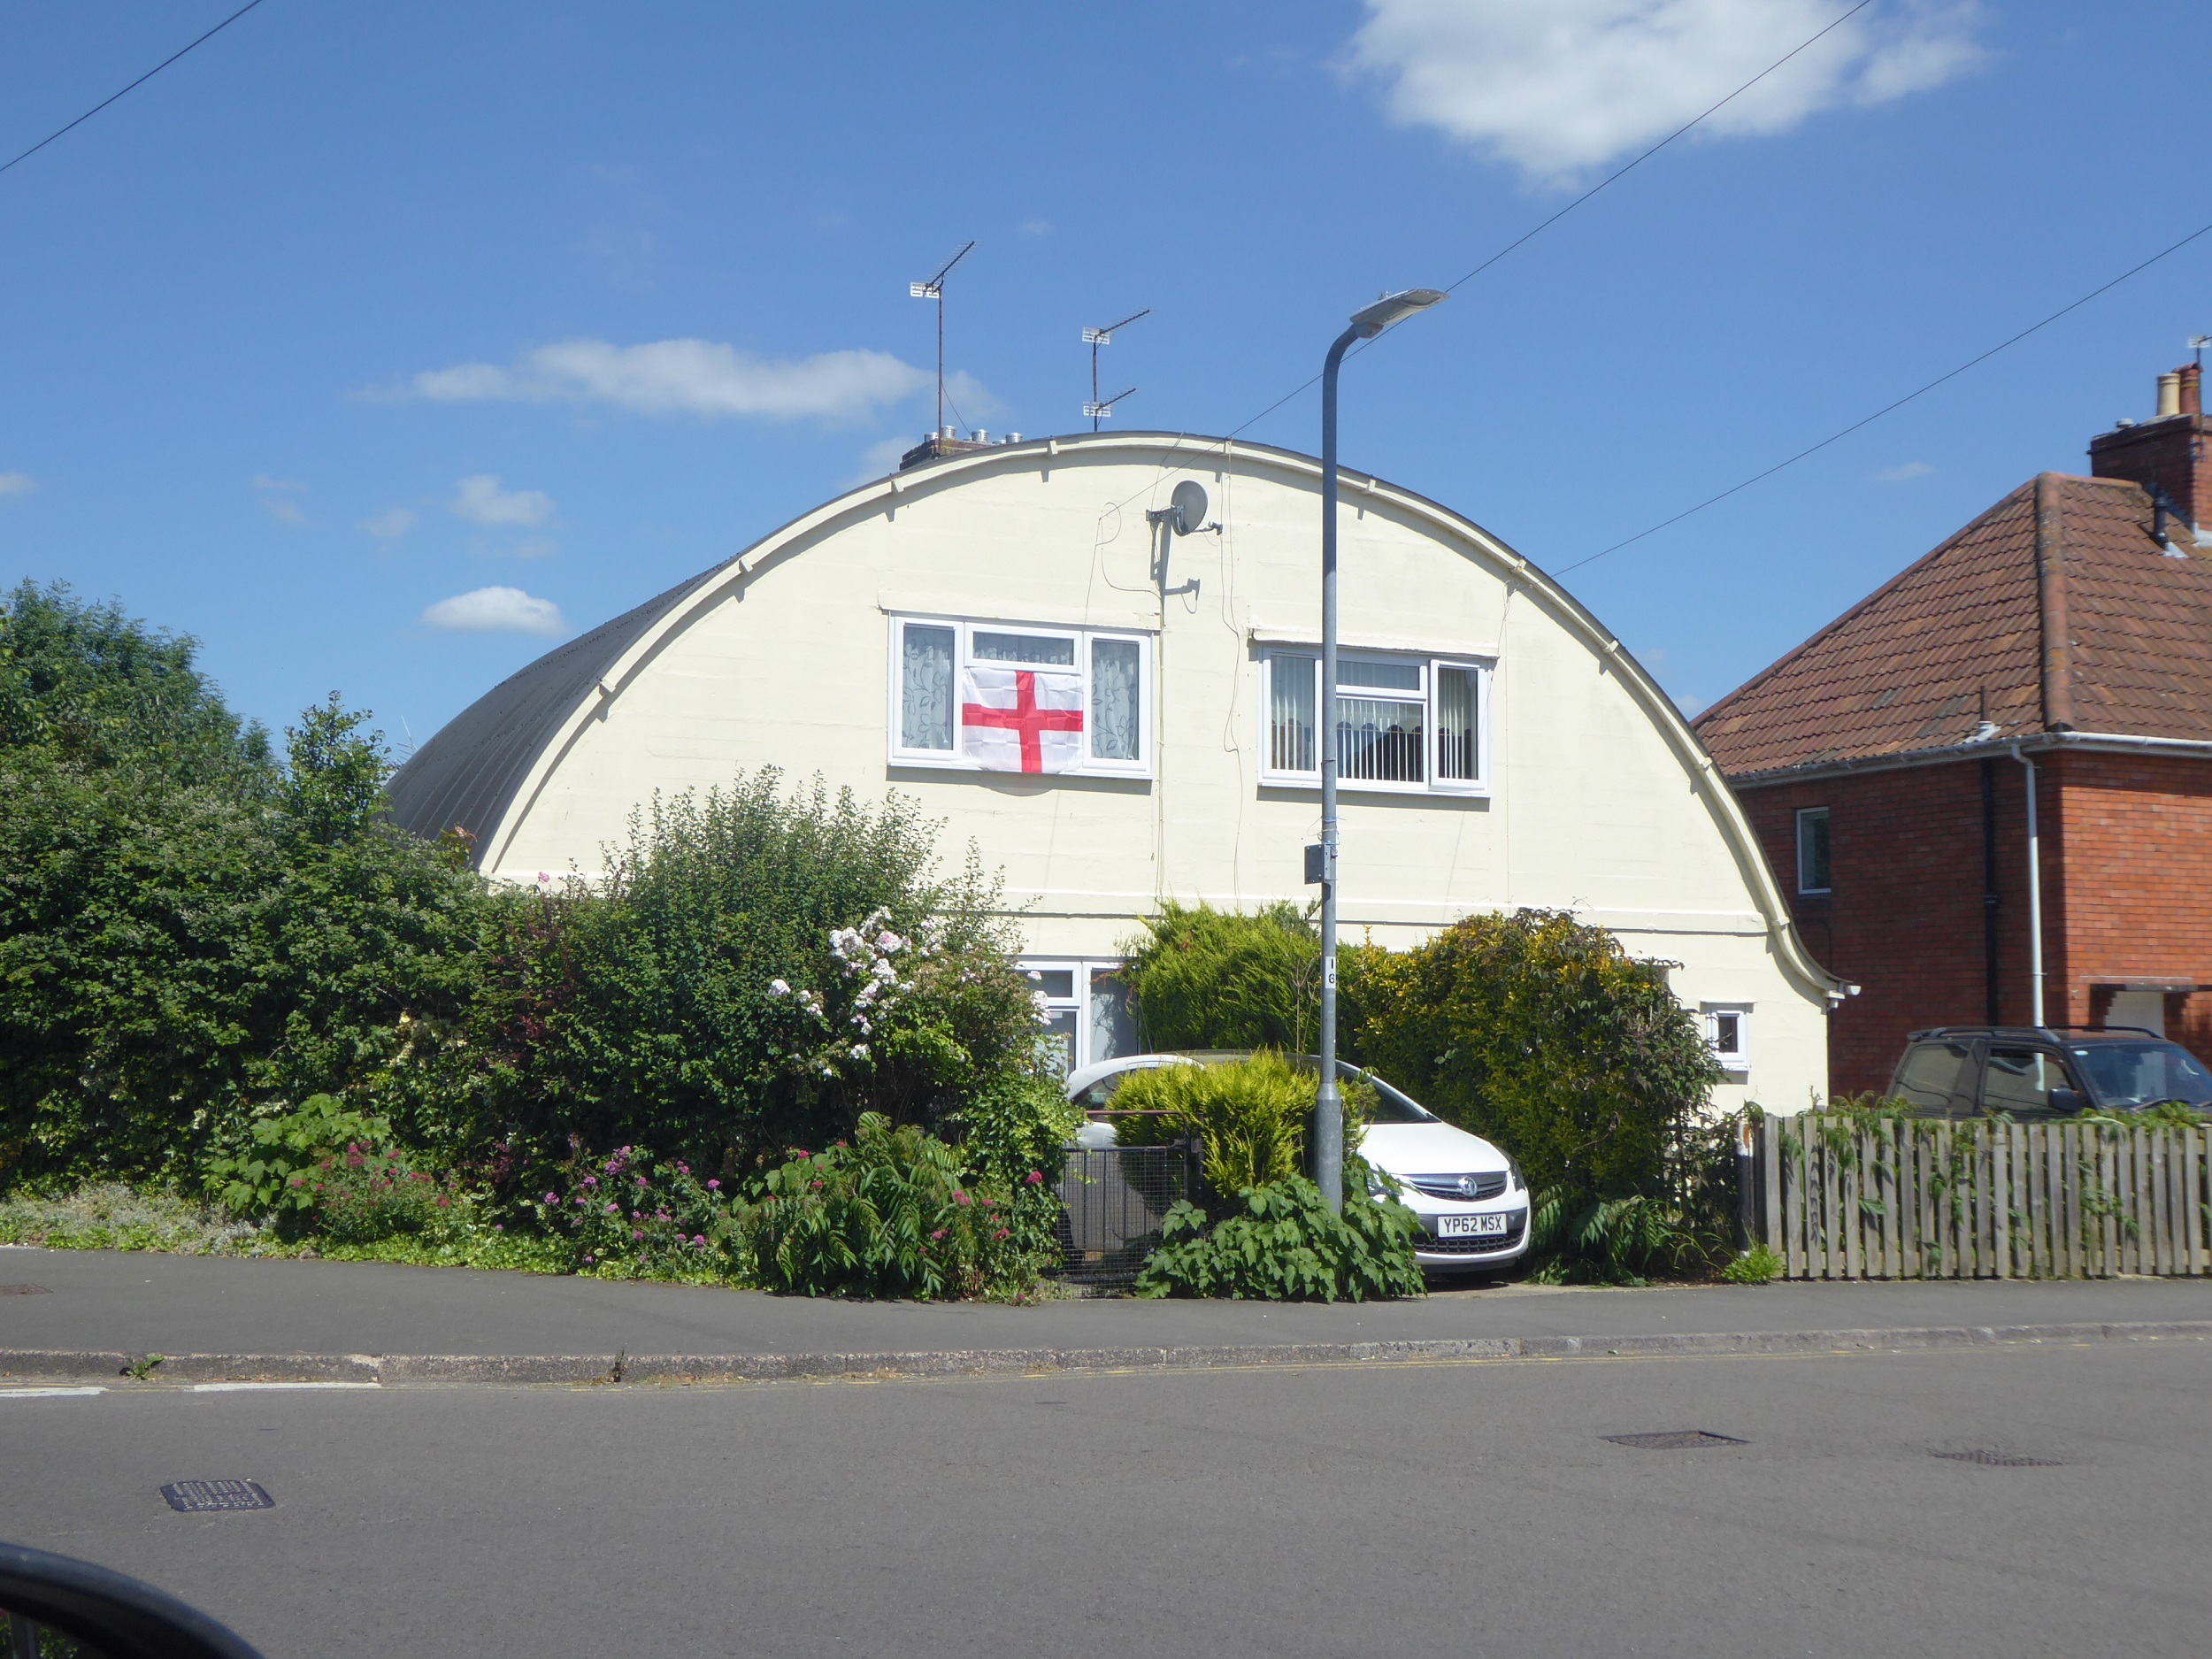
[1022,958,1138,1079]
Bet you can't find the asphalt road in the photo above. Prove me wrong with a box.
[4,1339,2207,1658]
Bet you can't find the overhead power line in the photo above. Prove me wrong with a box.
[1217,0,1878,447]
[1557,217,2212,574]
[0,0,272,180]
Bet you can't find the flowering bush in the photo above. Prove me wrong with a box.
[301,1142,454,1245]
[531,1144,743,1281]
[743,1112,1049,1300]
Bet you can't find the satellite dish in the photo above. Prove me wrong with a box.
[1170,480,1209,536]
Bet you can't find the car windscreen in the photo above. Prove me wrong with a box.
[1362,1085,1437,1123]
[2066,1041,2212,1110]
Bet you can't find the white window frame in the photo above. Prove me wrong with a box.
[1256,648,1492,796]
[887,613,1153,779]
[1795,806,1832,895]
[1704,1003,1751,1074]
[1021,958,1136,1078]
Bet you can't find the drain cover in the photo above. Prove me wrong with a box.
[160,1480,274,1513]
[0,1284,50,1296]
[1602,1430,1747,1449]
[1929,1448,2062,1468]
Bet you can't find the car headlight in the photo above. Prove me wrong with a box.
[1507,1158,1525,1192]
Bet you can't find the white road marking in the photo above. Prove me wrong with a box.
[189,1381,381,1392]
[0,1386,105,1398]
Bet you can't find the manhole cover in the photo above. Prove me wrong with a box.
[0,1284,50,1296]
[1602,1430,1747,1449]
[160,1480,274,1513]
[1929,1448,2062,1468]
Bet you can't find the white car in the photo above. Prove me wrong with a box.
[1063,1052,1531,1274]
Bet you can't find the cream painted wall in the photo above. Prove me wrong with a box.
[480,435,1836,1113]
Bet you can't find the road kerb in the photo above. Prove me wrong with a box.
[0,1318,2203,1390]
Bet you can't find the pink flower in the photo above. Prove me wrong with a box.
[991,1228,1010,1240]
[692,1234,706,1248]
[954,1190,971,1205]
[632,1230,643,1241]
[676,1163,690,1176]
[543,1192,558,1205]
[435,1195,450,1208]
[604,1202,619,1215]
[930,1229,946,1241]
[582,1176,597,1188]
[1025,1170,1044,1185]
[706,1179,720,1191]
[493,1224,503,1233]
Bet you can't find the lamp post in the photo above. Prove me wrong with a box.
[1314,288,1447,1213]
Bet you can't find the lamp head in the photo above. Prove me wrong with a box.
[1349,288,1447,340]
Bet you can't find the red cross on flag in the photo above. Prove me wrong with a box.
[961,664,1084,772]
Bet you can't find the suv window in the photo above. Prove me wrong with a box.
[2066,1041,2212,1110]
[1982,1047,2078,1116]
[1893,1040,1972,1112]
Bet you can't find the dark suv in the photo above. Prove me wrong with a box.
[1887,1025,2212,1119]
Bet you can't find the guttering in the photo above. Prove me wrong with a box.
[1724,727,2212,789]
[2009,742,2046,1027]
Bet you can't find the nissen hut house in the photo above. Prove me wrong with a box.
[390,431,1842,1108]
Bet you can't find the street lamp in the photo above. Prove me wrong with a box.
[1313,288,1447,1212]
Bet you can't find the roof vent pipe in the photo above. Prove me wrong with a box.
[2158,372,2182,419]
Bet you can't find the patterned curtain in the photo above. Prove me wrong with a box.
[1090,637,1141,760]
[901,625,954,750]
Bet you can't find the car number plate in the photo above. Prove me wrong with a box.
[1436,1213,1509,1239]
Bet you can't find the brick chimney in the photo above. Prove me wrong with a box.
[2089,362,2210,535]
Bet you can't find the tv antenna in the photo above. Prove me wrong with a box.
[1084,386,1137,425]
[910,240,976,435]
[1081,308,1149,431]
[2192,334,2211,371]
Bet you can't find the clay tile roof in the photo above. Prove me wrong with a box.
[1694,473,2212,777]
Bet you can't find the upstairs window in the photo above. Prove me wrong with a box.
[890,615,1150,778]
[1260,649,1489,795]
[1704,1004,1750,1072]
[1796,807,1832,895]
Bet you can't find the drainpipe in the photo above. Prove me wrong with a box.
[2009,744,2044,1028]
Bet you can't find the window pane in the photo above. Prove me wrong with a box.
[973,630,1075,665]
[1040,1008,1078,1079]
[1893,1040,1970,1112]
[1436,664,1479,780]
[1340,657,1422,691]
[1338,695,1425,784]
[1091,637,1141,760]
[1028,968,1074,999]
[901,625,955,750]
[1797,808,1831,892]
[1269,654,1316,773]
[1089,968,1136,1064]
[1984,1048,2069,1115]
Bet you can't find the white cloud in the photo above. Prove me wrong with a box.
[451,474,553,526]
[252,475,307,524]
[252,473,307,493]
[1673,690,1709,718]
[421,586,565,636]
[1877,460,1935,481]
[1020,217,1053,235]
[0,472,33,496]
[406,337,933,423]
[850,436,913,486]
[359,507,419,539]
[1347,1,1986,182]
[263,498,307,525]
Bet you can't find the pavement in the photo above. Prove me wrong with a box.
[4,1245,2210,1385]
[3,1334,2207,1657]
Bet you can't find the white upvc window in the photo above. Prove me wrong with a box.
[1258,649,1490,795]
[1704,1004,1751,1073]
[1022,959,1138,1079]
[888,614,1152,779]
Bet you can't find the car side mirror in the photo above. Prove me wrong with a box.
[2048,1087,2086,1115]
[0,1540,264,1659]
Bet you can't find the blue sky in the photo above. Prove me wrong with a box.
[4,1,2208,749]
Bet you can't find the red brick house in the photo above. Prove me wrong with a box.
[1694,364,2212,1098]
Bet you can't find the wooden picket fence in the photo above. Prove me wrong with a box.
[1755,1114,2209,1279]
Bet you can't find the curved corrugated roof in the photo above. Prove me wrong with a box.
[386,565,722,852]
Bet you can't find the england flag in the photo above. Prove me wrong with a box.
[960,664,1084,773]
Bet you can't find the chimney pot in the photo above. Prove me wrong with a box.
[2157,372,2181,419]
[2183,364,2203,418]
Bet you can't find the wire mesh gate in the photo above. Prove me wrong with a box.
[1054,1144,1196,1288]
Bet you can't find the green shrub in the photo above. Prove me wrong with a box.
[1120,902,1318,1051]
[742,1113,1047,1300]
[1344,909,1720,1208]
[1721,1243,1783,1284]
[1112,1053,1372,1204]
[204,1094,396,1218]
[1133,1179,1425,1302]
[296,1144,453,1245]
[446,774,1042,1188]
